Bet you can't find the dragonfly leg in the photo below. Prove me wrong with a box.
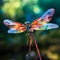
[34,39,42,60]
[26,33,33,56]
[26,33,30,45]
[30,33,42,60]
[28,37,32,54]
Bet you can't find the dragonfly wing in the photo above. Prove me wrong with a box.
[31,8,55,26]
[3,19,26,33]
[31,23,59,30]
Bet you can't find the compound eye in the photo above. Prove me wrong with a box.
[27,23,29,24]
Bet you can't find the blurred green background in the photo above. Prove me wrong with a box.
[0,0,60,60]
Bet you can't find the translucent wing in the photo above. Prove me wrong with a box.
[31,23,59,30]
[3,19,26,33]
[31,8,55,26]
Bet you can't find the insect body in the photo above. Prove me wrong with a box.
[3,8,59,60]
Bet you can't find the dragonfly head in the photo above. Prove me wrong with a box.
[24,21,30,26]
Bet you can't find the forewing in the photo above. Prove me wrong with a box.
[31,8,55,26]
[31,23,59,30]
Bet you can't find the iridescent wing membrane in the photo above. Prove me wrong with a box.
[31,8,58,30]
[3,8,59,33]
[3,19,26,33]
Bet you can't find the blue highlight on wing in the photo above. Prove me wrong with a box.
[42,23,59,30]
[8,29,18,33]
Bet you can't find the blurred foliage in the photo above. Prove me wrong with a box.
[0,0,60,60]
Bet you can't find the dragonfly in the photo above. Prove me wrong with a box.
[3,8,59,60]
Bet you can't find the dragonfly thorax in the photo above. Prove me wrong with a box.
[24,21,32,32]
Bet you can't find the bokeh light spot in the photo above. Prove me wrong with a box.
[33,6,42,14]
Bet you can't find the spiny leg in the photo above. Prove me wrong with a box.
[26,33,33,56]
[28,38,32,55]
[30,33,42,60]
[34,39,42,60]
